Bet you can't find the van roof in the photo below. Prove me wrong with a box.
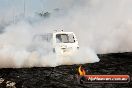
[53,32,74,34]
[34,32,74,36]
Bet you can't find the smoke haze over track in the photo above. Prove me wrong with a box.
[0,0,132,68]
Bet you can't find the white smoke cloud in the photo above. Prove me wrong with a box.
[1,0,132,68]
[62,0,132,53]
[0,20,99,68]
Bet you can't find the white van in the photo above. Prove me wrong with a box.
[33,30,79,56]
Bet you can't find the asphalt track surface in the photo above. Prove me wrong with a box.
[0,52,132,88]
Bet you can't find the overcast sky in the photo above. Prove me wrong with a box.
[0,0,78,15]
[0,0,49,14]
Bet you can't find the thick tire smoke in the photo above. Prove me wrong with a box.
[0,21,99,68]
[0,0,132,68]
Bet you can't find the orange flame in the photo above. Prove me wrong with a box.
[78,65,86,76]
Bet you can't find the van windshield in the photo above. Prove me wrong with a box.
[56,34,75,43]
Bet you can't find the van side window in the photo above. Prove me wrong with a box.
[33,33,52,42]
[43,33,52,42]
